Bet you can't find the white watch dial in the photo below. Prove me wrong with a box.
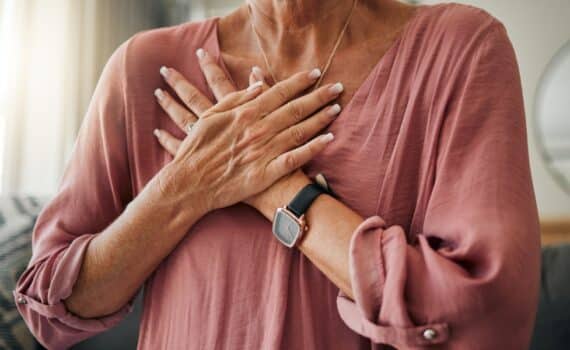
[272,208,302,247]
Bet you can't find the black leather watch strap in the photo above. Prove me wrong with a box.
[286,183,328,218]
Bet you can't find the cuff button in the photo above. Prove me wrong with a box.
[16,296,27,305]
[422,328,437,340]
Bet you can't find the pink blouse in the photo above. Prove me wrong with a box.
[14,3,541,349]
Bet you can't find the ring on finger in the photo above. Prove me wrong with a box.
[185,122,195,134]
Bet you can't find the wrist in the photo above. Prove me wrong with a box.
[150,163,211,220]
[253,172,312,221]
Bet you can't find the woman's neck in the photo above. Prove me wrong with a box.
[248,0,352,31]
[243,0,362,76]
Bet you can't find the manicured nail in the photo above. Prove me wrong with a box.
[153,129,161,137]
[154,88,165,100]
[327,104,341,116]
[252,66,264,81]
[329,82,344,94]
[321,132,334,142]
[247,80,263,92]
[308,68,322,80]
[196,48,205,59]
[160,66,169,78]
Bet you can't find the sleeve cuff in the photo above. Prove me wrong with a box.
[13,289,134,333]
[14,233,135,333]
[336,215,449,346]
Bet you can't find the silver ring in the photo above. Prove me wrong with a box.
[185,122,195,134]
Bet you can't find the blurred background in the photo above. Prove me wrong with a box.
[0,0,569,349]
[1,0,569,222]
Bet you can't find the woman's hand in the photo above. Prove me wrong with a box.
[153,49,342,215]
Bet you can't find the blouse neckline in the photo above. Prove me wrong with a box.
[206,3,432,117]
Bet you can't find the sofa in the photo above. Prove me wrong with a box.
[1,195,568,349]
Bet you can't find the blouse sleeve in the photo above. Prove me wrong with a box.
[336,21,541,349]
[13,38,137,350]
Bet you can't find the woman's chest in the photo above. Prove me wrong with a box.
[301,77,431,235]
[223,53,392,111]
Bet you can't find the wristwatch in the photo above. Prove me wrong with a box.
[272,182,329,248]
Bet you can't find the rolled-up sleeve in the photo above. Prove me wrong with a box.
[13,37,136,350]
[337,22,541,349]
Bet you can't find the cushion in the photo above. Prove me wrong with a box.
[0,196,48,350]
[530,243,570,350]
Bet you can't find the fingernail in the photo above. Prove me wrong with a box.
[322,132,334,142]
[252,66,264,81]
[329,82,343,94]
[160,66,169,78]
[308,68,322,80]
[247,80,263,92]
[196,48,205,59]
[327,104,341,116]
[154,88,165,100]
[153,129,161,137]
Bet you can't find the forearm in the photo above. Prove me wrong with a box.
[64,164,207,318]
[254,173,362,299]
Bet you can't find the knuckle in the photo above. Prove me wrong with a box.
[235,106,257,122]
[184,89,200,105]
[284,154,298,170]
[317,89,330,104]
[242,125,265,144]
[287,101,304,122]
[244,147,264,164]
[211,74,230,86]
[197,101,211,113]
[306,141,317,155]
[290,127,305,145]
[274,84,291,101]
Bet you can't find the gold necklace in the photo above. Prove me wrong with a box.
[246,0,358,90]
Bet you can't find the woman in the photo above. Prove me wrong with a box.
[14,0,541,349]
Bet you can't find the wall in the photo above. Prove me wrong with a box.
[0,0,167,196]
[191,0,570,219]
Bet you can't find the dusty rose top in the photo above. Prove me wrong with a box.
[14,3,541,349]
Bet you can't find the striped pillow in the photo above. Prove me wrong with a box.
[0,196,48,350]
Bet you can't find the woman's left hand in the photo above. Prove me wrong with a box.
[153,50,323,216]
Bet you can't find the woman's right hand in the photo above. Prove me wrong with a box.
[154,64,343,215]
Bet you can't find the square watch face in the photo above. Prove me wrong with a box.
[272,209,301,247]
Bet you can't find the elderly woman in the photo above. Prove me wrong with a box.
[14,0,540,349]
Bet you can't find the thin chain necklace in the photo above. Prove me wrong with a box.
[246,0,358,90]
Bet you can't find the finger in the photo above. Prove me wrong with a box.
[215,65,270,113]
[261,82,343,134]
[160,66,213,116]
[153,129,181,156]
[249,66,266,85]
[266,132,334,180]
[241,68,322,118]
[249,69,258,86]
[206,81,264,115]
[154,88,198,133]
[249,66,271,93]
[196,48,236,101]
[270,103,341,155]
